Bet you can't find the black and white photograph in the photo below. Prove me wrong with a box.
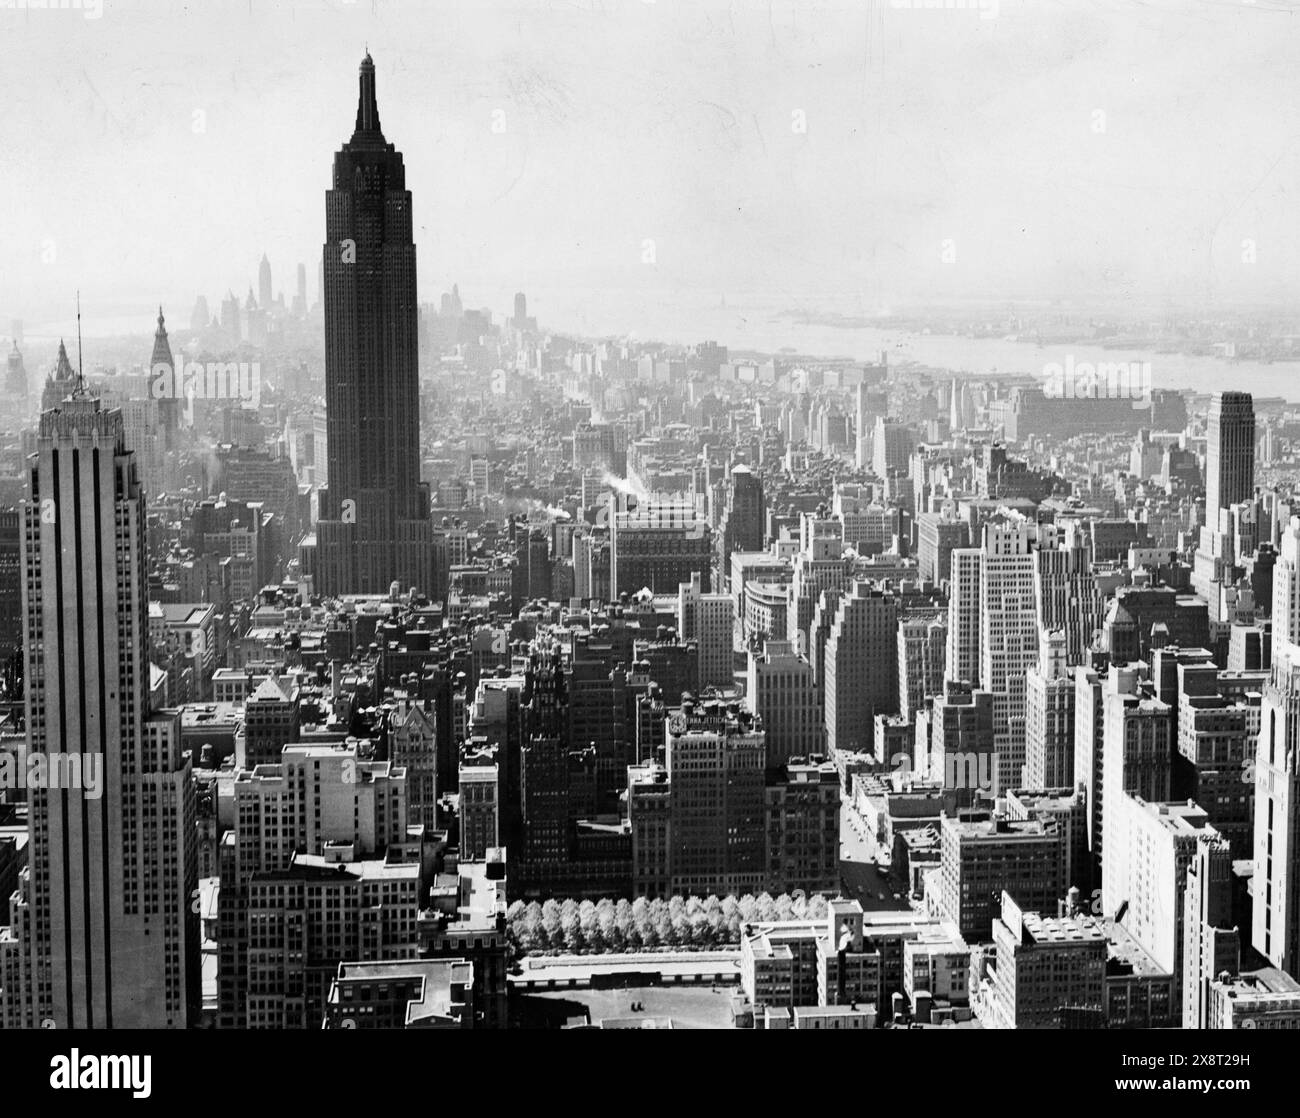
[0,0,1296,1083]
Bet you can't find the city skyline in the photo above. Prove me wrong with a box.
[6,0,1300,338]
[4,0,1300,1058]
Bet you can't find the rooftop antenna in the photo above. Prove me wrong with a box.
[74,290,86,398]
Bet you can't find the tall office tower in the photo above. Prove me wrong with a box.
[807,587,842,690]
[787,513,848,655]
[190,294,210,333]
[5,341,27,401]
[316,54,433,595]
[916,512,969,584]
[714,464,765,591]
[22,393,199,1028]
[666,699,765,897]
[564,658,642,810]
[1102,796,1229,1018]
[244,287,260,343]
[678,571,733,690]
[219,290,241,341]
[946,547,982,687]
[922,681,996,803]
[898,615,947,722]
[979,892,1107,1030]
[457,761,499,859]
[939,813,1065,943]
[258,253,273,310]
[0,509,20,668]
[823,581,898,757]
[292,261,308,317]
[764,759,840,897]
[1172,661,1257,857]
[979,518,1040,791]
[1099,667,1173,871]
[217,744,408,1027]
[745,639,822,771]
[1253,672,1300,975]
[610,501,711,598]
[1182,837,1239,1029]
[1272,516,1300,669]
[834,482,898,554]
[513,291,527,326]
[41,339,77,414]
[1205,391,1255,524]
[520,527,551,603]
[872,417,913,479]
[1033,528,1102,666]
[241,675,301,767]
[518,651,572,888]
[388,698,437,831]
[1074,665,1106,869]
[948,378,975,430]
[467,672,525,848]
[1025,630,1075,789]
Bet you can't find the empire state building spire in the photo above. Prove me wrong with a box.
[353,52,383,139]
[317,52,431,596]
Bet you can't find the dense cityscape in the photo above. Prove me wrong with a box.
[0,6,1297,1082]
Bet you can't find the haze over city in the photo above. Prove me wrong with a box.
[3,0,1300,1074]
[5,0,1300,343]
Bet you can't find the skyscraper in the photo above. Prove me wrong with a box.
[823,581,898,757]
[979,517,1039,790]
[714,464,765,591]
[1205,391,1255,525]
[946,547,983,687]
[1024,630,1074,789]
[5,341,27,401]
[21,392,199,1028]
[151,306,180,447]
[610,501,711,598]
[258,253,273,310]
[1253,673,1300,976]
[316,54,432,595]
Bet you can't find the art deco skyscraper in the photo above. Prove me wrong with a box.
[258,253,273,310]
[1205,391,1255,525]
[21,391,199,1028]
[1253,659,1300,976]
[316,54,432,595]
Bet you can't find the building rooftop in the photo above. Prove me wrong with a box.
[944,814,1056,842]
[1020,910,1108,947]
[1104,920,1169,978]
[1128,796,1222,839]
[329,958,473,1027]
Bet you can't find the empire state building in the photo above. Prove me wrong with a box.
[316,54,432,596]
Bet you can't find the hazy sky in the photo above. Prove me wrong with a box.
[4,0,1300,339]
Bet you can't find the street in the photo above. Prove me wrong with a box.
[838,799,911,914]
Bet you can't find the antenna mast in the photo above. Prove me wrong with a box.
[75,291,86,397]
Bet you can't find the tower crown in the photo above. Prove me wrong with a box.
[354,52,383,139]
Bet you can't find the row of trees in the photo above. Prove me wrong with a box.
[506,893,831,955]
